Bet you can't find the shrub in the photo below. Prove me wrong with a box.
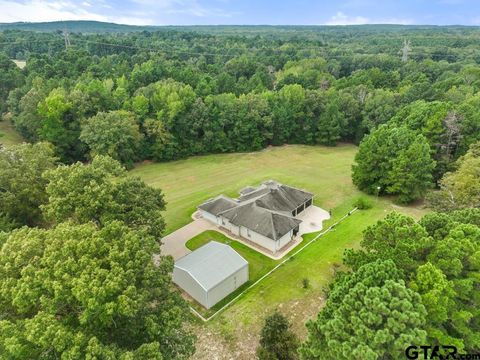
[302,278,310,289]
[354,196,373,210]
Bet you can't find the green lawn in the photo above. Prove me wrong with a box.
[0,121,23,147]
[130,144,373,234]
[130,144,428,352]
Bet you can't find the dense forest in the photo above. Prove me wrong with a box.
[1,24,480,358]
[1,25,480,203]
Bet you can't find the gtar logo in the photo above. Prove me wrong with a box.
[405,345,457,359]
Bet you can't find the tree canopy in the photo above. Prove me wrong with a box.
[0,221,194,359]
[0,142,56,230]
[1,26,479,206]
[427,141,480,211]
[352,124,435,203]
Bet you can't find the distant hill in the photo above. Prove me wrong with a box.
[0,21,156,33]
[0,20,478,35]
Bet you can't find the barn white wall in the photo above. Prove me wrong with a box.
[173,266,207,308]
[207,265,249,308]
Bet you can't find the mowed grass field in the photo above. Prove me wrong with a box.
[0,121,23,147]
[131,144,367,234]
[131,144,428,358]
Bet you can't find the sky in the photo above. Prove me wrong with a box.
[1,0,480,26]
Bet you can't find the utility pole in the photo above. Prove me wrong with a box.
[401,39,411,62]
[63,25,71,49]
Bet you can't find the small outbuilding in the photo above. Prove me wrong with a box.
[173,241,249,309]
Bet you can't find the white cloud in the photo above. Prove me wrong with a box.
[0,0,105,22]
[131,0,236,18]
[325,11,369,25]
[325,11,413,25]
[0,0,154,24]
[0,0,236,25]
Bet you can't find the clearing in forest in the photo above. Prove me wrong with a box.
[130,144,428,359]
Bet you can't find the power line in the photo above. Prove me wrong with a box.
[0,37,470,61]
[69,38,468,60]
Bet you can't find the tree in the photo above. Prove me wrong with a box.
[317,96,342,146]
[352,124,435,203]
[270,85,306,145]
[42,156,166,239]
[345,209,480,353]
[80,110,142,167]
[0,142,56,230]
[37,87,85,162]
[389,100,452,180]
[386,132,437,203]
[361,89,397,135]
[9,77,48,142]
[344,212,431,275]
[257,311,299,360]
[0,54,24,113]
[457,95,480,156]
[409,263,462,350]
[300,260,427,360]
[427,142,480,211]
[0,221,195,359]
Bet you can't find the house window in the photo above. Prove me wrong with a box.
[247,228,251,237]
[222,217,225,225]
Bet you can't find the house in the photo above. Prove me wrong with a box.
[198,180,314,254]
[173,241,248,309]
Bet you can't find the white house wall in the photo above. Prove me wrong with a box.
[277,230,294,250]
[239,226,277,252]
[203,212,295,254]
[207,265,249,308]
[199,210,218,225]
[173,266,208,308]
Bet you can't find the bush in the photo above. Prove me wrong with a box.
[302,278,310,289]
[257,311,299,360]
[354,196,373,210]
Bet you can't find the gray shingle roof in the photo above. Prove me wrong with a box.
[175,241,248,291]
[238,186,270,201]
[238,181,312,209]
[221,202,302,240]
[198,180,312,241]
[198,195,237,216]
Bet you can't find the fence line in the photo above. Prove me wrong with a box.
[190,207,358,322]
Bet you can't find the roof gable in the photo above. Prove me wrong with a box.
[198,195,237,216]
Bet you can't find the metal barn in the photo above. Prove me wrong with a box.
[173,241,249,309]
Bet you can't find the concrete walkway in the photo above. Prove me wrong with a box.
[160,218,214,260]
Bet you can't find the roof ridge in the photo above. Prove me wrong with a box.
[269,211,277,241]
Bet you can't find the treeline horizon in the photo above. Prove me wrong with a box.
[1,26,480,202]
